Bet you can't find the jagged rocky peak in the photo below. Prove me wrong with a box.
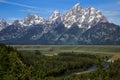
[64,3,82,17]
[0,19,8,31]
[71,3,82,13]
[63,3,108,29]
[84,7,108,23]
[50,10,61,18]
[13,20,20,25]
[21,13,45,26]
[49,10,63,25]
[0,2,108,29]
[63,3,83,28]
[49,10,62,21]
[0,19,7,26]
[24,14,43,20]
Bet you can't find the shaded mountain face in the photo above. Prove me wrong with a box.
[0,3,120,45]
[56,23,85,45]
[78,23,120,45]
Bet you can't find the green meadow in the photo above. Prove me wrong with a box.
[11,45,120,54]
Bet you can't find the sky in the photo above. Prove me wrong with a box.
[0,0,120,25]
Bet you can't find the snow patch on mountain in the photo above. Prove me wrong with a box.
[0,19,8,31]
[63,3,108,29]
[2,3,108,30]
[0,3,110,42]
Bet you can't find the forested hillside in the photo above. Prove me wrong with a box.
[0,44,120,80]
[0,44,29,80]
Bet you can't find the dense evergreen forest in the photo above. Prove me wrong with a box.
[0,44,120,80]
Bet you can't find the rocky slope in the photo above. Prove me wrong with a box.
[0,3,119,45]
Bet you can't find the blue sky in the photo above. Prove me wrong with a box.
[0,0,120,25]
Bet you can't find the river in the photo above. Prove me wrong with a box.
[60,62,111,77]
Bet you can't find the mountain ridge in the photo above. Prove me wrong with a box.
[0,3,120,45]
[0,3,108,30]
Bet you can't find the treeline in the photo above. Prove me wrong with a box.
[0,44,29,80]
[58,59,120,80]
[0,44,97,79]
[21,50,97,78]
[0,44,120,80]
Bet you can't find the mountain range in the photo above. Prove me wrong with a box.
[0,3,120,45]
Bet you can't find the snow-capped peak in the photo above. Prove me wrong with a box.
[49,10,61,21]
[1,3,108,30]
[63,3,83,28]
[33,14,40,19]
[63,3,108,29]
[0,19,8,31]
[74,3,80,7]
[48,10,63,25]
[73,3,82,10]
[71,3,82,14]
[18,14,46,26]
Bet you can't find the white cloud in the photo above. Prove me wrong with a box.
[0,0,37,9]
